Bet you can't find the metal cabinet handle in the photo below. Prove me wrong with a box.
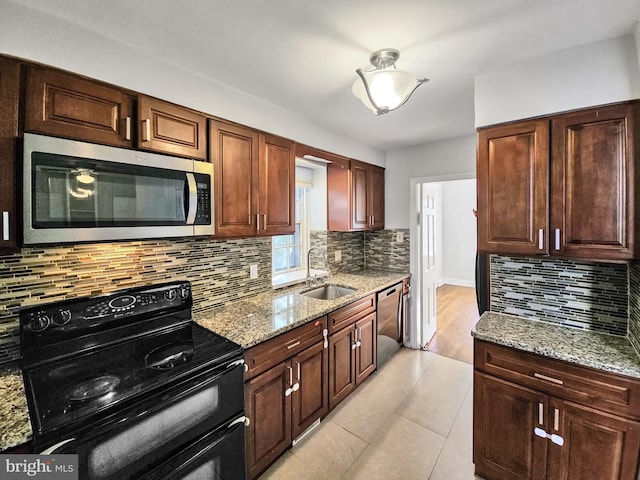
[323,328,328,349]
[296,362,301,382]
[538,229,544,250]
[351,330,357,350]
[554,228,561,251]
[288,366,293,386]
[142,118,151,142]
[124,116,131,140]
[256,214,260,232]
[553,408,560,431]
[2,212,8,241]
[538,402,544,425]
[263,214,267,230]
[534,372,564,385]
[287,341,301,350]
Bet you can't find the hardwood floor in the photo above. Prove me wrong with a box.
[426,284,479,364]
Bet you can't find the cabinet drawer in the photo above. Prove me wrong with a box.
[328,294,375,335]
[245,316,327,380]
[474,340,640,420]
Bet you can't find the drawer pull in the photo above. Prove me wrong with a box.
[534,372,564,385]
[538,402,544,425]
[287,341,301,350]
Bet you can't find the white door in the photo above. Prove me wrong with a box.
[420,184,438,347]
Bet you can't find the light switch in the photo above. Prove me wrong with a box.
[250,264,258,279]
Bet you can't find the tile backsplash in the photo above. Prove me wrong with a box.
[490,255,628,336]
[0,237,272,365]
[628,265,640,355]
[365,229,410,273]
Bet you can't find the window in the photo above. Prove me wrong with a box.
[272,185,310,279]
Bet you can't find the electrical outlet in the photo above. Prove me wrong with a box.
[250,264,258,279]
[396,231,404,243]
[335,250,342,262]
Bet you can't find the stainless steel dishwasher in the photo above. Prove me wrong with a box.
[377,282,403,368]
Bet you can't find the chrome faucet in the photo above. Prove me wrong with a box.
[306,246,328,286]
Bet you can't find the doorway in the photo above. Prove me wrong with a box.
[408,173,477,359]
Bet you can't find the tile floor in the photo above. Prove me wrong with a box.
[261,348,483,479]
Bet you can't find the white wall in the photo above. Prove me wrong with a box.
[0,1,385,166]
[385,135,476,229]
[475,35,640,127]
[440,179,476,287]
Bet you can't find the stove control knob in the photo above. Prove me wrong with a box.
[164,289,177,301]
[179,286,190,299]
[30,314,50,332]
[52,309,72,326]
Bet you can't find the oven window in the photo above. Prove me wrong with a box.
[32,152,187,228]
[87,384,219,480]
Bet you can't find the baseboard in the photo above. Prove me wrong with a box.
[441,278,475,288]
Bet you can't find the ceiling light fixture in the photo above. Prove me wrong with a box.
[352,48,428,115]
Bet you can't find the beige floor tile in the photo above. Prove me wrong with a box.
[428,438,483,480]
[395,369,469,436]
[426,354,474,385]
[344,413,445,480]
[448,386,473,449]
[378,348,437,385]
[289,420,368,478]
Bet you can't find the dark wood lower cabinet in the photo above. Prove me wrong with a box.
[328,325,356,410]
[291,340,328,440]
[354,313,376,383]
[474,352,640,480]
[245,361,291,480]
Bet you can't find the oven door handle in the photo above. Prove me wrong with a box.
[40,438,75,454]
[226,359,245,369]
[227,415,250,429]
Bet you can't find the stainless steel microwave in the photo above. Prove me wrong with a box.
[23,133,214,245]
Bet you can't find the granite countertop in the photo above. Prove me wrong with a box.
[194,270,409,348]
[0,367,32,452]
[472,311,640,379]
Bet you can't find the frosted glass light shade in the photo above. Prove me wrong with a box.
[352,69,426,114]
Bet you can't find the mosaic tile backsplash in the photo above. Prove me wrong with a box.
[490,255,628,336]
[365,229,410,273]
[310,231,365,274]
[628,265,640,355]
[0,237,272,365]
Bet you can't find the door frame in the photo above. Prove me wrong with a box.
[408,172,475,350]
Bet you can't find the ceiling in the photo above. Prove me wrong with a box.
[8,0,640,150]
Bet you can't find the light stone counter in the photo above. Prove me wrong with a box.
[194,270,409,349]
[472,311,640,379]
[0,367,32,452]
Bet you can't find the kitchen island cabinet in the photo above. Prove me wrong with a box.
[477,100,640,260]
[0,57,20,253]
[473,315,640,480]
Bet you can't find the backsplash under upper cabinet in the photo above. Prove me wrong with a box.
[490,255,628,335]
[0,237,272,365]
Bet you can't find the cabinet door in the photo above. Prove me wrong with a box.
[369,165,385,230]
[245,361,291,480]
[259,134,295,236]
[0,57,20,252]
[138,95,207,160]
[25,67,134,147]
[547,398,640,480]
[351,160,370,230]
[473,372,548,480]
[328,326,356,410]
[551,103,637,260]
[291,341,328,440]
[477,120,549,255]
[210,120,259,237]
[354,312,376,385]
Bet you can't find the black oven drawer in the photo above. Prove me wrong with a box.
[140,415,246,480]
[48,359,244,480]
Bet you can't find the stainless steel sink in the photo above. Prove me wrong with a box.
[301,285,355,300]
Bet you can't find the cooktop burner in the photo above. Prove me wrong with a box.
[67,375,121,402]
[145,342,194,370]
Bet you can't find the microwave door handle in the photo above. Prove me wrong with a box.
[185,173,197,225]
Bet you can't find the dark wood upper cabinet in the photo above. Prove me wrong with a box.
[138,95,207,160]
[210,120,294,237]
[210,120,259,237]
[477,101,640,260]
[25,66,134,147]
[327,157,385,232]
[477,119,549,255]
[258,134,295,236]
[0,57,20,253]
[551,103,638,259]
